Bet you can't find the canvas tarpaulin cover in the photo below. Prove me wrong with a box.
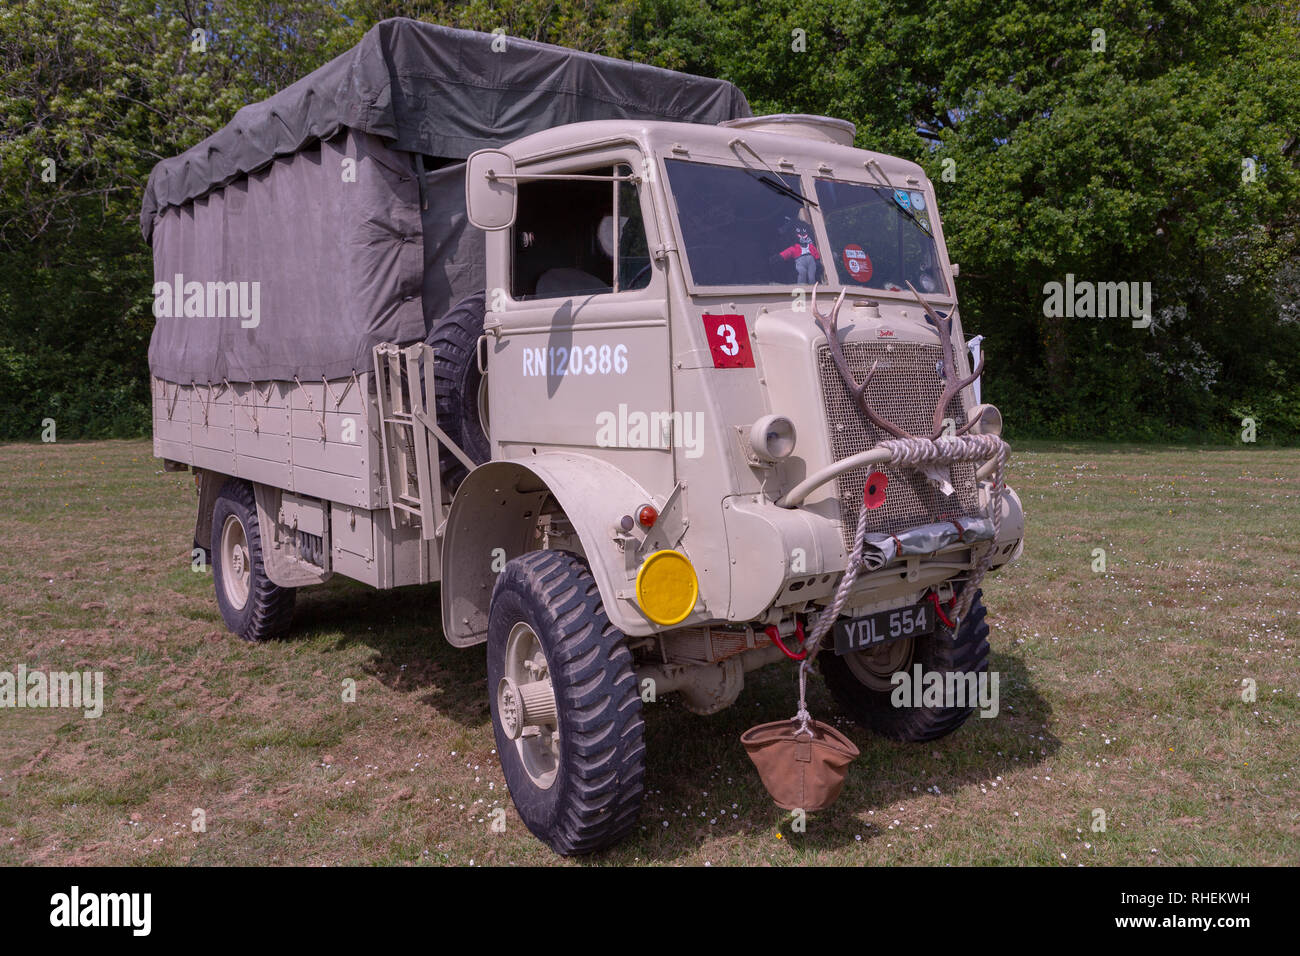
[143,17,751,385]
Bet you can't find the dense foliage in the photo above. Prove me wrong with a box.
[3,0,1297,442]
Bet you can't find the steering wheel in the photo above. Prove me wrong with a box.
[627,261,654,290]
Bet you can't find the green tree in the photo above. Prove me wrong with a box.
[626,0,1300,440]
[2,0,1297,443]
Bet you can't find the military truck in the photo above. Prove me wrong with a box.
[144,18,1023,855]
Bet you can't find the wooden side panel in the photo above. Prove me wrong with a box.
[287,379,382,508]
[151,373,437,588]
[152,378,192,447]
[190,383,235,454]
[152,375,383,508]
[234,453,292,490]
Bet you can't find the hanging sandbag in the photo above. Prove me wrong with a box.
[741,718,859,811]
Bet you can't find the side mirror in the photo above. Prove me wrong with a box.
[950,262,960,279]
[465,149,517,231]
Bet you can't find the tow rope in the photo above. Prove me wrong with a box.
[743,434,1009,811]
[796,432,1010,722]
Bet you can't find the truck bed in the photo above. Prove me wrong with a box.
[152,375,382,508]
[153,371,442,590]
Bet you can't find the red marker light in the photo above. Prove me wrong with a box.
[864,472,888,509]
[638,505,658,528]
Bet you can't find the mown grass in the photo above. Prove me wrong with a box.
[0,438,1295,865]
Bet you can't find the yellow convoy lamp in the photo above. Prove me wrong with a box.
[635,549,699,626]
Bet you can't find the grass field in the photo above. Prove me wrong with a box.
[0,438,1296,866]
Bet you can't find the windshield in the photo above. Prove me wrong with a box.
[664,159,826,287]
[815,179,948,295]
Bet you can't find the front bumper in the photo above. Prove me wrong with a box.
[721,482,1023,623]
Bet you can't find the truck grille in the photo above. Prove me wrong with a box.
[816,341,980,550]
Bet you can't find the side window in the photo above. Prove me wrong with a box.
[614,176,652,292]
[511,164,652,300]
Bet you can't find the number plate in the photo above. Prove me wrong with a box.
[833,602,934,655]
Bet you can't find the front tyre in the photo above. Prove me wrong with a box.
[820,590,990,742]
[488,550,645,855]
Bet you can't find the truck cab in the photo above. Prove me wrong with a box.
[450,112,1022,659]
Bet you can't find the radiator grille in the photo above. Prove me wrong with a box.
[816,341,980,549]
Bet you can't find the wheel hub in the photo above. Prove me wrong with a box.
[501,622,560,789]
[844,635,915,692]
[219,514,252,611]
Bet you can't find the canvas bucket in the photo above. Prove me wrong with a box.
[741,718,860,811]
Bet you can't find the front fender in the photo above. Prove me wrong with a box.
[440,454,678,646]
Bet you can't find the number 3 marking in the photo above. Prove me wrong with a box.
[702,313,754,368]
[717,324,739,356]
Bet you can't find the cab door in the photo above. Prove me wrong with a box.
[486,148,675,495]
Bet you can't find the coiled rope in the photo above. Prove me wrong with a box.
[790,433,1009,736]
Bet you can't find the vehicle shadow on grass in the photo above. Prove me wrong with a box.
[290,578,490,727]
[598,651,1058,863]
[290,581,1059,862]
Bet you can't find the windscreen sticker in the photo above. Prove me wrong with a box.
[842,245,873,284]
[893,189,911,210]
[911,191,926,211]
[702,313,755,368]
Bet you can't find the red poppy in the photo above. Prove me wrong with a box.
[863,471,888,509]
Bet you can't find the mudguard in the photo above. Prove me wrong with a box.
[440,454,669,646]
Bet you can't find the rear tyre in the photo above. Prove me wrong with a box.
[820,590,989,742]
[210,480,296,642]
[428,291,490,494]
[488,550,645,855]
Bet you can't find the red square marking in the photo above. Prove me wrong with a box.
[702,313,755,369]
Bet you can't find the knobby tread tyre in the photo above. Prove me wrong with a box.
[210,479,296,643]
[427,291,490,494]
[488,550,645,855]
[820,590,990,742]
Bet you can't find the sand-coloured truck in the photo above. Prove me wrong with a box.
[143,18,1023,854]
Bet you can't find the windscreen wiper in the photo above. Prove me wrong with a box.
[863,158,931,236]
[888,192,932,236]
[758,173,818,207]
[729,137,818,207]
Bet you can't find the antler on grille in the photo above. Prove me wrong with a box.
[812,282,986,441]
[903,281,985,439]
[811,284,911,439]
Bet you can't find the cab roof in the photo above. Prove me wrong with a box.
[502,117,930,186]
